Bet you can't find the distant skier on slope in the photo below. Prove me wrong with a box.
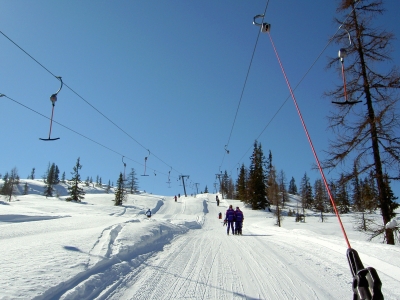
[234,207,244,235]
[216,195,220,206]
[174,195,177,202]
[146,209,152,218]
[225,205,235,235]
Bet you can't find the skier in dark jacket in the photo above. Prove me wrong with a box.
[234,207,244,235]
[225,205,235,235]
[146,209,152,218]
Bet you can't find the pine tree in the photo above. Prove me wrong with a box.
[236,164,248,202]
[66,158,85,202]
[204,185,208,193]
[61,171,66,183]
[324,0,400,244]
[126,168,139,194]
[300,173,313,212]
[1,168,18,202]
[288,176,298,195]
[106,180,111,194]
[336,175,351,214]
[220,170,229,198]
[30,168,35,180]
[114,172,126,206]
[23,182,29,195]
[44,164,55,197]
[247,141,268,210]
[54,165,60,184]
[314,179,328,222]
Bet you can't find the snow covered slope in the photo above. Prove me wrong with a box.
[1,180,399,299]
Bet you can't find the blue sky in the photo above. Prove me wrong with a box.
[1,1,399,197]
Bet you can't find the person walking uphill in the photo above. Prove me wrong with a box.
[234,207,244,235]
[225,205,235,235]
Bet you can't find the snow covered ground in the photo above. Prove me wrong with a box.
[1,180,400,299]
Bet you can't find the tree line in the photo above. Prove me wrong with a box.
[0,158,139,207]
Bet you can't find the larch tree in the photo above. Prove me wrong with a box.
[277,170,289,208]
[267,166,282,227]
[324,0,400,244]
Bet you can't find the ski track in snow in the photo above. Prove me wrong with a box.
[92,195,349,300]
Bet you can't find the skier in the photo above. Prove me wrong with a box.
[234,207,244,235]
[225,205,235,235]
[174,195,177,202]
[216,195,220,206]
[218,212,222,219]
[146,209,151,218]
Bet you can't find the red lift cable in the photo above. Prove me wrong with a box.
[267,31,351,249]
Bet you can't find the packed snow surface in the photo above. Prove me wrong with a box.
[1,180,400,299]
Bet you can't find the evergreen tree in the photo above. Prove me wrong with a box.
[204,185,208,193]
[85,176,90,186]
[61,171,66,183]
[288,176,298,195]
[114,172,126,206]
[44,164,55,197]
[236,164,248,202]
[300,173,313,212]
[30,168,35,180]
[1,168,18,201]
[336,175,351,214]
[247,141,268,210]
[314,179,328,222]
[106,179,111,194]
[66,158,85,202]
[126,168,139,194]
[53,165,60,184]
[227,176,235,199]
[324,0,400,244]
[23,182,29,195]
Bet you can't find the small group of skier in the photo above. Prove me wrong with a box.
[224,205,244,235]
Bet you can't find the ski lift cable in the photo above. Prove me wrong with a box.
[219,0,270,169]
[228,3,362,173]
[0,30,183,176]
[266,30,351,248]
[1,93,178,179]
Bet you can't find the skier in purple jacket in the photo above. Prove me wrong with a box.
[234,207,244,235]
[225,205,235,235]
